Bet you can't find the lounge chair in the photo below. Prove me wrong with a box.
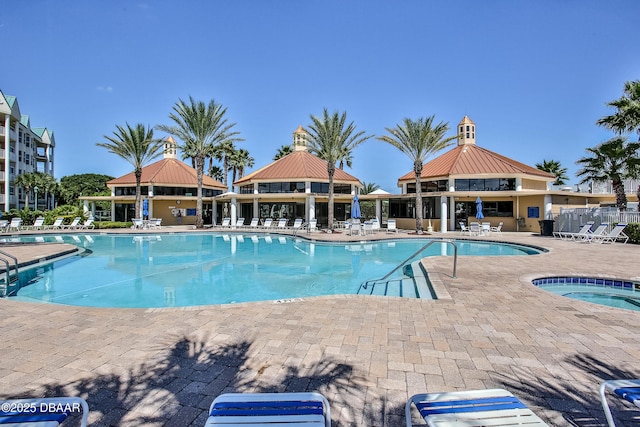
[7,218,22,232]
[406,388,549,427]
[261,218,273,229]
[308,218,318,232]
[490,221,503,236]
[0,396,89,426]
[0,220,8,232]
[579,222,609,242]
[234,217,245,229]
[276,218,288,230]
[599,379,640,427]
[131,218,144,229]
[247,218,260,230]
[371,218,380,233]
[79,218,95,229]
[62,217,81,230]
[590,223,629,244]
[48,217,65,230]
[218,217,231,228]
[459,222,470,236]
[290,218,304,232]
[206,392,331,426]
[469,221,481,236]
[554,221,593,240]
[24,217,45,230]
[387,219,397,234]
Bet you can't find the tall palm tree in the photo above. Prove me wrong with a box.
[33,172,57,210]
[208,165,225,183]
[213,140,237,190]
[306,108,372,229]
[97,123,164,219]
[597,80,640,140]
[360,181,381,195]
[378,116,456,233]
[535,159,568,186]
[14,172,39,209]
[596,80,640,207]
[157,96,242,228]
[576,136,640,211]
[229,148,254,182]
[273,144,293,160]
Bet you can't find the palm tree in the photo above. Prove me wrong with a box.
[208,165,225,183]
[33,172,57,210]
[535,159,568,186]
[597,80,640,140]
[576,136,640,211]
[14,172,39,209]
[157,96,242,228]
[360,181,381,195]
[97,123,164,219]
[229,148,254,182]
[306,108,373,229]
[213,140,237,190]
[273,144,293,160]
[378,116,457,233]
[596,80,640,207]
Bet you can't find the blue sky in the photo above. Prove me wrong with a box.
[3,0,639,192]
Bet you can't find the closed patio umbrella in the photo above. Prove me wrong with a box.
[475,196,484,221]
[352,194,361,219]
[142,199,149,219]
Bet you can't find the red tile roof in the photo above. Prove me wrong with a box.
[108,158,227,189]
[398,143,556,181]
[235,150,360,184]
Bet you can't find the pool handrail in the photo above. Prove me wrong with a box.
[360,239,457,294]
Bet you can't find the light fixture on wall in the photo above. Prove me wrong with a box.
[176,200,181,204]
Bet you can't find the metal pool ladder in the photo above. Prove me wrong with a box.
[0,248,19,296]
[358,239,457,297]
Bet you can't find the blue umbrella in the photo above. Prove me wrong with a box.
[475,196,484,220]
[351,194,361,219]
[142,199,149,219]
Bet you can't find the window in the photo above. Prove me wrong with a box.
[454,178,516,192]
[258,182,305,193]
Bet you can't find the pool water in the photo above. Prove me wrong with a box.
[533,276,640,312]
[8,234,541,308]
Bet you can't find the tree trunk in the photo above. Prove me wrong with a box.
[612,178,627,211]
[327,163,335,229]
[414,161,423,234]
[195,156,204,228]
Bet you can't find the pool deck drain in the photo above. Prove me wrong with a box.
[0,229,639,426]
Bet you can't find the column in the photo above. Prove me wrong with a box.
[212,199,218,225]
[231,197,237,227]
[375,199,381,223]
[440,195,448,233]
[544,194,553,220]
[4,116,10,210]
[309,196,316,220]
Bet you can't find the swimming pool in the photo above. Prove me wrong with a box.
[7,234,542,308]
[533,276,640,312]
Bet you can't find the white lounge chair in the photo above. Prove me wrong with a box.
[48,217,65,230]
[218,217,231,228]
[261,218,273,229]
[0,396,89,426]
[131,218,144,229]
[24,217,45,230]
[276,218,288,230]
[490,221,503,236]
[7,218,22,232]
[63,217,81,230]
[0,220,8,232]
[79,218,95,229]
[459,222,470,235]
[600,379,640,427]
[590,223,629,244]
[234,217,245,229]
[247,218,260,230]
[363,221,374,235]
[206,392,331,427]
[387,219,397,234]
[308,218,318,232]
[290,218,304,232]
[554,221,593,240]
[469,221,481,236]
[579,223,609,242]
[406,388,549,427]
[370,218,380,232]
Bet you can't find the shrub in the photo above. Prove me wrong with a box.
[624,222,640,244]
[94,221,132,229]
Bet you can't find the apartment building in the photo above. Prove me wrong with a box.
[0,90,55,211]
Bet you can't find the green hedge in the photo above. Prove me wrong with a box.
[94,221,132,229]
[624,222,640,244]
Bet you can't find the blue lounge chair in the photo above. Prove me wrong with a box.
[0,397,89,426]
[600,379,640,427]
[206,392,331,426]
[406,388,549,426]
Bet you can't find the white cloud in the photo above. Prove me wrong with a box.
[96,86,114,92]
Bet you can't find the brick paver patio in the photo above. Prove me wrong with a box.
[0,228,639,426]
